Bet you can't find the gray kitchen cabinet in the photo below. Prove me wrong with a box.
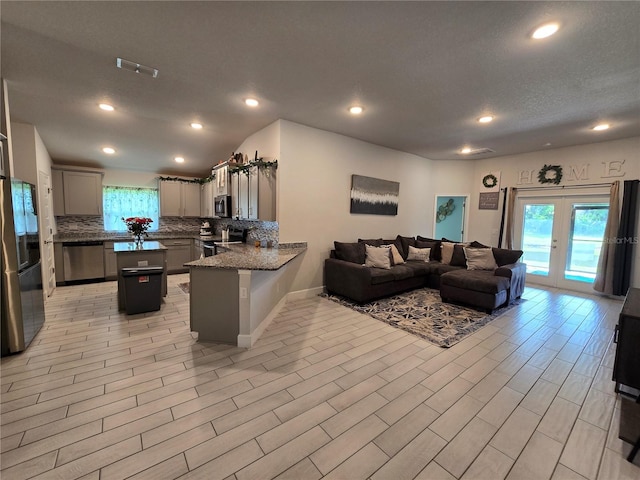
[159,180,201,217]
[230,165,276,221]
[193,238,204,260]
[201,181,214,218]
[104,241,118,280]
[52,168,103,216]
[52,169,65,217]
[163,239,193,273]
[54,243,64,284]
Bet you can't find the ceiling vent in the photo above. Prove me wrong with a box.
[459,147,495,156]
[116,57,158,78]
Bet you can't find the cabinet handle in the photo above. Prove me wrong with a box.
[613,325,619,344]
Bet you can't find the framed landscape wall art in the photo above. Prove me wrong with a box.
[350,174,399,215]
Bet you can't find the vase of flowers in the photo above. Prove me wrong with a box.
[123,217,153,246]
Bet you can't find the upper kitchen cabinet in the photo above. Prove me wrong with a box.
[52,167,104,216]
[230,163,276,221]
[159,179,201,217]
[201,180,214,218]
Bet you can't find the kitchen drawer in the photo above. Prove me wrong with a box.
[163,238,193,273]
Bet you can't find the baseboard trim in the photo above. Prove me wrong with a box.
[286,286,324,302]
[237,294,288,349]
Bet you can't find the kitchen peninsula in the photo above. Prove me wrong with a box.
[115,241,168,310]
[186,242,306,347]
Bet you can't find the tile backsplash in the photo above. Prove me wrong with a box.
[56,216,202,235]
[56,215,279,244]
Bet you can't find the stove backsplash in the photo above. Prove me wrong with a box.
[211,218,279,246]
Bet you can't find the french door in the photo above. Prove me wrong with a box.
[515,194,610,293]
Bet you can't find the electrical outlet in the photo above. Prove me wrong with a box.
[240,287,248,299]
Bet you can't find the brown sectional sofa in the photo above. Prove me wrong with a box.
[324,235,526,312]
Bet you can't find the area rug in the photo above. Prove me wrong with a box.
[321,288,519,347]
[178,282,190,294]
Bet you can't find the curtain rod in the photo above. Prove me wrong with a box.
[508,182,612,192]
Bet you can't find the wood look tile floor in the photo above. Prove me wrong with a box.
[2,274,639,479]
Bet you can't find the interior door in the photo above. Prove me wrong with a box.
[515,194,610,292]
[434,195,467,241]
[38,171,55,297]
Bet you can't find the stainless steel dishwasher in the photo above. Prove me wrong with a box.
[62,241,105,281]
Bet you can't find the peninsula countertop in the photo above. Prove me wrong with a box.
[186,243,306,271]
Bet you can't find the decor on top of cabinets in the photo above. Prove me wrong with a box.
[350,175,399,216]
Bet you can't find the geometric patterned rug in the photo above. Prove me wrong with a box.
[321,288,519,348]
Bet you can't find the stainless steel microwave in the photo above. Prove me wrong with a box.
[214,195,231,218]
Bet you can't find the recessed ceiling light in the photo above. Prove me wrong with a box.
[102,147,116,154]
[531,22,560,39]
[174,156,185,163]
[460,147,472,154]
[349,106,364,115]
[99,103,114,111]
[592,123,610,131]
[544,142,552,147]
[190,122,203,130]
[478,115,494,124]
[244,98,259,107]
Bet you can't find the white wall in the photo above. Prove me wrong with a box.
[102,170,160,188]
[277,120,435,292]
[466,137,640,287]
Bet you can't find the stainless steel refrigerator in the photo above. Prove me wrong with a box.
[1,177,45,355]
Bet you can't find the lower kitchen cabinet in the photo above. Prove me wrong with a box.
[163,239,193,273]
[104,241,118,280]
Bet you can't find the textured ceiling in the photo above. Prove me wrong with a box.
[1,1,639,176]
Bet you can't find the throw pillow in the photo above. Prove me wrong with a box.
[464,247,498,270]
[407,245,431,262]
[451,243,472,267]
[440,242,469,265]
[416,240,440,261]
[365,244,392,269]
[396,235,416,260]
[470,240,489,248]
[334,241,365,264]
[492,247,524,266]
[383,244,405,265]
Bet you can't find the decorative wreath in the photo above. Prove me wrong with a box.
[482,174,498,189]
[537,164,563,185]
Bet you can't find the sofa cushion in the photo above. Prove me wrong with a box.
[407,245,431,261]
[450,244,472,266]
[395,235,415,259]
[334,241,365,264]
[442,242,470,265]
[403,260,436,275]
[365,244,392,269]
[441,270,510,294]
[470,240,489,248]
[432,263,465,275]
[369,268,396,285]
[464,247,498,270]
[492,247,524,266]
[359,238,384,247]
[390,265,415,281]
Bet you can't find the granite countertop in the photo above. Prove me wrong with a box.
[54,232,203,243]
[186,243,306,271]
[113,241,167,252]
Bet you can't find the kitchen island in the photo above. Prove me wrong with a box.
[115,241,168,310]
[186,243,306,347]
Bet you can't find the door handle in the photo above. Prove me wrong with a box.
[44,240,53,245]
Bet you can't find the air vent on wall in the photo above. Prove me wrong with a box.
[116,57,158,78]
[459,147,495,156]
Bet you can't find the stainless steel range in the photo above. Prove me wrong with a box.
[203,227,246,257]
